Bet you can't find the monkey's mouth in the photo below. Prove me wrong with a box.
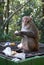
[27,21,29,23]
[24,21,29,25]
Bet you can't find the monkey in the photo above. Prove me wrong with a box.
[15,16,39,52]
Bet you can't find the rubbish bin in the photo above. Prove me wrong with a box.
[0,54,44,65]
[0,42,44,65]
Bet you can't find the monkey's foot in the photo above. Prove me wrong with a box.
[17,43,23,49]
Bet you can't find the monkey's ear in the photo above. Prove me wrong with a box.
[29,16,32,21]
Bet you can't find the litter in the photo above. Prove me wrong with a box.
[14,53,25,60]
[4,42,15,46]
[0,42,44,62]
[12,58,20,62]
[4,42,10,46]
[12,53,25,62]
[2,47,12,56]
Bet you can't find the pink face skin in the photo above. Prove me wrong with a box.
[22,16,32,25]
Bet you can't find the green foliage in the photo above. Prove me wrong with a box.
[0,0,44,43]
[39,19,44,43]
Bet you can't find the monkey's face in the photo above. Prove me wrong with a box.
[22,16,30,26]
[21,16,32,31]
[22,16,32,26]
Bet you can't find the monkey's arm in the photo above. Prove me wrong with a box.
[14,31,35,38]
[20,31,36,38]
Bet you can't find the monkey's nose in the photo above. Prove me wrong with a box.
[24,19,28,22]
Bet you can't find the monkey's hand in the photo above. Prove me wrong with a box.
[14,30,20,36]
[14,30,23,37]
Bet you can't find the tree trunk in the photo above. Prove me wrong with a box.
[6,0,9,34]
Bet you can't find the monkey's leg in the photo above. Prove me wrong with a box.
[28,38,39,52]
[21,37,30,52]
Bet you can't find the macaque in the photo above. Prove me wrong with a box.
[15,16,39,52]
